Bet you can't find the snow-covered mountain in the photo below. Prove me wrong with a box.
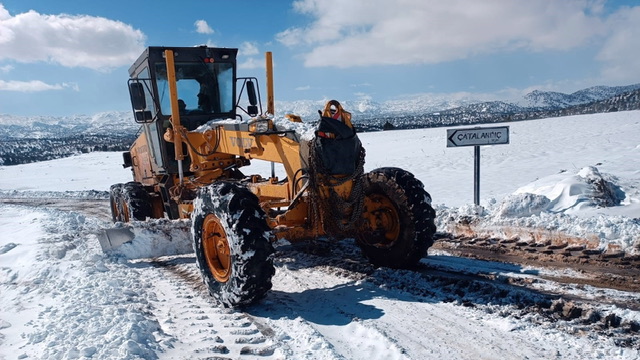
[522,84,640,108]
[277,84,640,120]
[1,83,639,165]
[0,111,137,165]
[274,93,483,120]
[1,83,638,137]
[0,111,136,139]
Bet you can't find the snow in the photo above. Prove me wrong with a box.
[0,152,131,192]
[1,110,639,358]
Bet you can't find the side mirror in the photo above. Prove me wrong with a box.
[129,81,153,123]
[246,80,258,117]
[247,80,258,106]
[129,82,147,111]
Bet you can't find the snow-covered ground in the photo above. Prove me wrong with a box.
[1,111,639,359]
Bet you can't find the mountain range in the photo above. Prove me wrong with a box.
[1,83,639,165]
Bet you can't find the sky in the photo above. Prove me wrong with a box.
[0,0,639,117]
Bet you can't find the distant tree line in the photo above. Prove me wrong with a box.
[362,88,640,131]
[0,135,135,166]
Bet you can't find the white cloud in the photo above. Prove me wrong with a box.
[0,5,145,71]
[238,58,265,70]
[0,80,76,92]
[596,6,640,83]
[295,85,311,91]
[0,64,14,73]
[194,20,214,34]
[277,0,610,68]
[239,41,259,56]
[275,27,306,47]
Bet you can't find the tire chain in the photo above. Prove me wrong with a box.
[307,143,367,238]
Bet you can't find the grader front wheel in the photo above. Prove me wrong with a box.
[192,182,275,307]
[357,167,436,269]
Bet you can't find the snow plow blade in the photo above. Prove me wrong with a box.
[97,220,194,259]
[98,227,135,253]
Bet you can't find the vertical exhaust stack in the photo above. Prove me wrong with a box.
[266,52,274,116]
[265,51,276,179]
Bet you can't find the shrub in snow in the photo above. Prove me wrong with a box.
[577,166,625,208]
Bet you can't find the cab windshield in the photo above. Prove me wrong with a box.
[155,62,234,116]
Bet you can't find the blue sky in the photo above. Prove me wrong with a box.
[0,0,639,116]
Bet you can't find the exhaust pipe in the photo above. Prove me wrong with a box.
[266,51,274,116]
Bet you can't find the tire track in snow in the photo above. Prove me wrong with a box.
[252,265,410,360]
[247,242,640,359]
[250,260,559,360]
[141,256,281,359]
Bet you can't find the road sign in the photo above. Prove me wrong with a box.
[446,125,510,205]
[447,126,509,147]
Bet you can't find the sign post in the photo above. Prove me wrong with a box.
[446,126,510,205]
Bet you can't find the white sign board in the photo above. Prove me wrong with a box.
[447,126,509,147]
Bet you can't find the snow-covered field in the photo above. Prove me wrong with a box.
[1,111,639,359]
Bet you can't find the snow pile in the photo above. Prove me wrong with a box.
[496,193,551,218]
[193,115,318,142]
[0,207,174,359]
[194,117,242,132]
[508,166,625,214]
[273,117,317,141]
[438,165,640,254]
[490,166,639,253]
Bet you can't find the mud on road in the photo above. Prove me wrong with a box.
[433,232,640,293]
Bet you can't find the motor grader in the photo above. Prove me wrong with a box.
[105,46,436,307]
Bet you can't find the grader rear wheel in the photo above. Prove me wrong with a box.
[192,182,275,307]
[109,184,126,222]
[357,167,436,269]
[109,182,153,223]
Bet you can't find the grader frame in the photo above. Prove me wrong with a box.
[107,46,436,307]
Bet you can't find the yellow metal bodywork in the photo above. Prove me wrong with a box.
[127,50,355,242]
[129,131,155,185]
[170,121,338,241]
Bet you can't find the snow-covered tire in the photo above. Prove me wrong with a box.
[192,182,275,307]
[109,182,152,222]
[357,167,436,269]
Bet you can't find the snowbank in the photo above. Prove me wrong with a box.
[0,207,171,359]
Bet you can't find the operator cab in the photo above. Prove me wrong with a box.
[126,46,261,174]
[128,46,239,130]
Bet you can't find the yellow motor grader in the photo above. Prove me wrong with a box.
[104,46,436,306]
